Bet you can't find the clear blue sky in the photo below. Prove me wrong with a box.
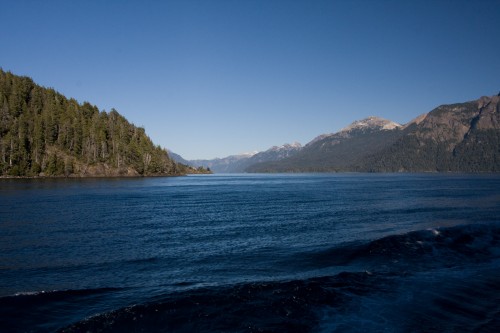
[1,0,499,159]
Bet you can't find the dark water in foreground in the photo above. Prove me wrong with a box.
[0,174,499,332]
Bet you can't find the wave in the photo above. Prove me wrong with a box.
[0,287,121,303]
[59,269,500,333]
[60,272,385,333]
[0,288,122,333]
[298,222,500,272]
[59,223,500,332]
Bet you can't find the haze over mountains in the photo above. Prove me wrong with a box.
[175,93,500,173]
[186,143,302,173]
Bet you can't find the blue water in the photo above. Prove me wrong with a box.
[0,174,499,332]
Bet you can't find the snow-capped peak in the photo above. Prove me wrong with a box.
[340,116,401,132]
[288,142,302,148]
[306,116,401,147]
[240,151,259,157]
[267,142,302,152]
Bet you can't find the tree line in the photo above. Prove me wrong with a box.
[0,69,190,176]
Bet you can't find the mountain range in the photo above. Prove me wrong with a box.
[173,93,500,173]
[186,143,302,173]
[2,69,497,175]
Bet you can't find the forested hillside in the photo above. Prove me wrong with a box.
[0,69,192,177]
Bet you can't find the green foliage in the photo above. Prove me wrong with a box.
[0,69,179,177]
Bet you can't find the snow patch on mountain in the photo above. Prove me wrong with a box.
[341,116,402,132]
[268,142,302,152]
[307,116,401,146]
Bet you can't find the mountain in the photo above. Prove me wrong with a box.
[247,142,302,164]
[189,143,303,173]
[0,69,204,177]
[247,117,404,172]
[168,150,193,166]
[362,94,500,172]
[247,94,500,173]
[189,152,256,173]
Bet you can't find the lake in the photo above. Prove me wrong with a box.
[1,174,499,332]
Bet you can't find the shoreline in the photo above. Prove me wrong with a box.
[0,173,190,180]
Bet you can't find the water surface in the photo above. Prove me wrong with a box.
[1,174,499,332]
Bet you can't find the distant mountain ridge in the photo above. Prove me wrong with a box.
[172,93,499,173]
[361,94,500,172]
[171,117,408,173]
[306,116,402,147]
[179,143,303,173]
[189,153,257,173]
[247,116,405,172]
[248,93,500,173]
[341,116,402,132]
